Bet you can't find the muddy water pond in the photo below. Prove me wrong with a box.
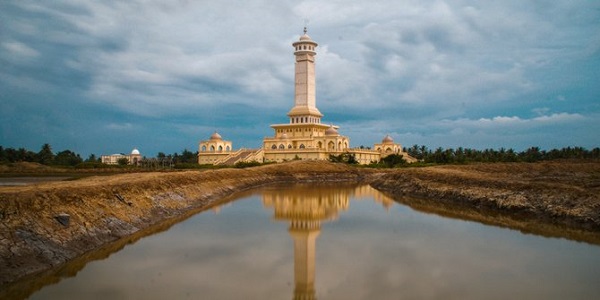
[28,184,600,299]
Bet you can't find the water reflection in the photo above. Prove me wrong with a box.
[6,184,600,300]
[262,184,395,299]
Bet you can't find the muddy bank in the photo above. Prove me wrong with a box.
[0,161,376,287]
[372,161,600,234]
[1,160,599,291]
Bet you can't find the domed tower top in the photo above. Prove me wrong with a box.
[382,135,394,144]
[292,27,318,54]
[325,125,339,136]
[210,131,222,140]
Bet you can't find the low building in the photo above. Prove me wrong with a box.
[198,131,265,165]
[197,132,234,165]
[101,148,142,165]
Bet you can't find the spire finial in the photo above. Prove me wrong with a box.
[303,26,307,34]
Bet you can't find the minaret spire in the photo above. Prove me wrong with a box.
[289,28,323,121]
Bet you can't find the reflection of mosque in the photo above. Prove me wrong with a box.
[352,185,396,211]
[262,185,395,300]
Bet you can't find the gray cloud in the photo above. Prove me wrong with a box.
[1,0,598,155]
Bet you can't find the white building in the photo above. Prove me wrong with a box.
[101,148,142,165]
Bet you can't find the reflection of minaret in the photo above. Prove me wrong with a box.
[262,185,350,300]
[289,220,319,300]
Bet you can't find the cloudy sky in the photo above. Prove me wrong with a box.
[1,0,599,157]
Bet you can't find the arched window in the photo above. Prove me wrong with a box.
[201,145,207,152]
[288,144,292,149]
[210,145,215,152]
[317,142,322,149]
[299,144,305,149]
[328,141,335,150]
[386,147,393,153]
[279,144,285,149]
[271,144,277,149]
[218,145,223,151]
[226,146,230,151]
[338,141,342,149]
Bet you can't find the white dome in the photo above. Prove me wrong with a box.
[131,148,140,155]
[300,26,311,41]
[299,33,312,41]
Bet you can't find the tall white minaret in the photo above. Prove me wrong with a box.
[288,27,323,124]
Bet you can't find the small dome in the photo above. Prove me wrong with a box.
[325,125,339,136]
[382,135,394,143]
[299,33,312,41]
[299,27,313,42]
[281,133,289,139]
[210,131,222,140]
[131,148,140,155]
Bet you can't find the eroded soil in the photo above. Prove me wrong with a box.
[1,160,599,294]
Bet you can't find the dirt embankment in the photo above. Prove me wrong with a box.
[0,161,378,286]
[1,160,599,290]
[371,161,600,235]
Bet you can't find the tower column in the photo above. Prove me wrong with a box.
[288,28,323,121]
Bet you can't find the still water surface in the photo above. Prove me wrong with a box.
[30,184,600,299]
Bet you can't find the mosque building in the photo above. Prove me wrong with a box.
[101,148,142,165]
[198,29,415,165]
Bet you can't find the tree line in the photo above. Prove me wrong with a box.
[0,144,200,167]
[404,145,600,164]
[0,144,87,166]
[2,143,598,168]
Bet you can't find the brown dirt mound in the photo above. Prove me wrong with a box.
[371,161,600,230]
[0,161,375,288]
[1,160,599,295]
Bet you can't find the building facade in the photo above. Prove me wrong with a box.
[197,132,233,165]
[101,148,142,165]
